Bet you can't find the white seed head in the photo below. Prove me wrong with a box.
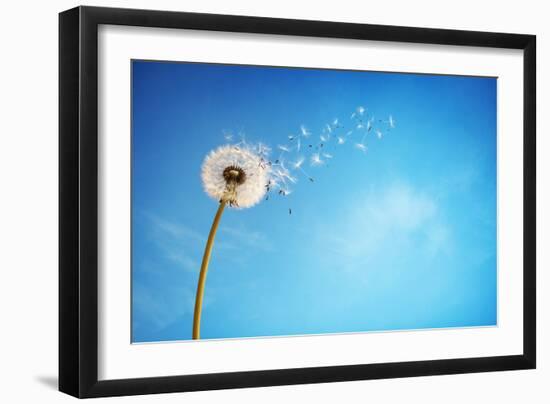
[201,145,270,209]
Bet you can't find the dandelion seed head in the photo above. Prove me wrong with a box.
[201,145,269,208]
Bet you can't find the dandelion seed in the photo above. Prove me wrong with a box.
[325,124,332,133]
[223,131,233,141]
[278,145,291,153]
[288,135,296,141]
[337,137,346,145]
[357,123,364,130]
[367,118,374,132]
[357,106,365,115]
[293,157,305,169]
[311,153,324,166]
[376,129,383,139]
[355,143,368,153]
[322,153,333,159]
[320,134,329,142]
[300,125,311,138]
[346,130,353,136]
[275,163,297,184]
[388,115,396,128]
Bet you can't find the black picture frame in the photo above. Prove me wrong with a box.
[59,5,536,398]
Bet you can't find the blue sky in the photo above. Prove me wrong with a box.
[131,60,497,342]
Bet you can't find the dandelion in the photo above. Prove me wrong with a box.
[194,145,270,339]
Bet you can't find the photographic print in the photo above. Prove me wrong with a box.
[131,60,497,343]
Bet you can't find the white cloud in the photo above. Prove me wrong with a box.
[320,182,450,261]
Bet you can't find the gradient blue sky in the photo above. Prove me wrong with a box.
[131,60,497,343]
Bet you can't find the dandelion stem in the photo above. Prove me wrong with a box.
[192,200,226,339]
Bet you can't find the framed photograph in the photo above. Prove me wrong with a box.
[59,6,536,398]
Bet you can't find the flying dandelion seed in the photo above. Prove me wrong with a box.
[223,130,233,141]
[293,157,305,169]
[275,165,297,184]
[320,134,329,142]
[376,130,383,139]
[367,118,374,132]
[300,125,311,138]
[388,115,396,128]
[278,145,291,153]
[357,106,365,115]
[355,143,368,153]
[292,156,314,181]
[311,153,324,166]
[194,144,270,339]
[337,137,346,145]
[322,153,333,159]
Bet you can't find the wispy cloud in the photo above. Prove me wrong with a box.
[142,212,203,273]
[132,281,195,334]
[219,225,275,252]
[318,182,451,263]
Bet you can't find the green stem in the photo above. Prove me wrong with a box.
[192,201,226,339]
